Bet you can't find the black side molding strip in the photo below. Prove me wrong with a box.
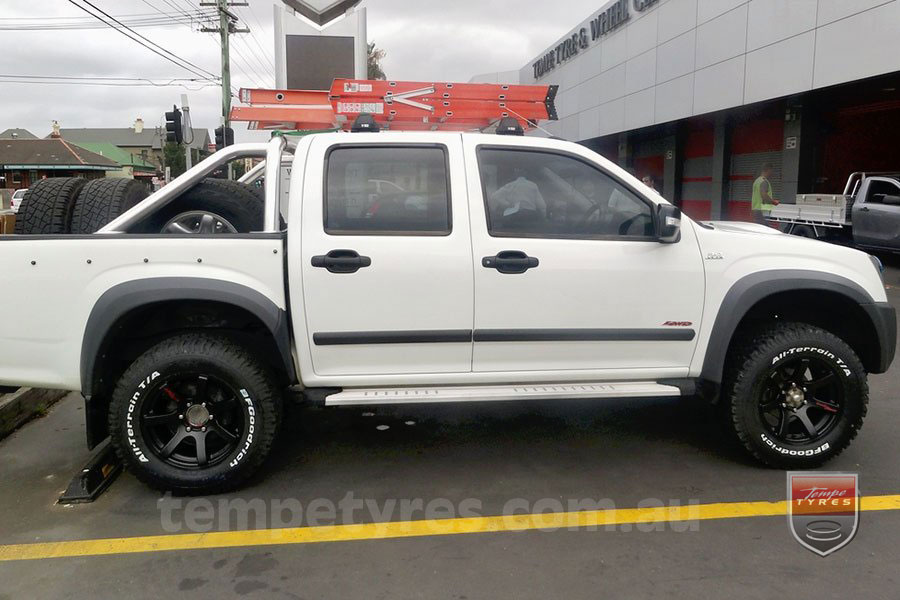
[474,329,696,342]
[312,328,696,345]
[313,330,473,345]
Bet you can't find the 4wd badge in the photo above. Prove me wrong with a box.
[787,472,859,556]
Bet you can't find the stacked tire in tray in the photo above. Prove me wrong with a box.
[13,177,264,235]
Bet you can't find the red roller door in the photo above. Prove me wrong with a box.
[679,122,714,220]
[727,118,783,221]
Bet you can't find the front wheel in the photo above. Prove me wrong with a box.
[108,333,282,494]
[723,322,867,469]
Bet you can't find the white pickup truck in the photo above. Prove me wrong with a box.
[0,127,894,493]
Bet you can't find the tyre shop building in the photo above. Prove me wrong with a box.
[476,0,900,221]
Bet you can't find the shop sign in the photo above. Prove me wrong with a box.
[532,0,660,79]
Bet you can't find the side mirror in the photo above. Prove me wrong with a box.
[881,194,900,206]
[657,204,681,243]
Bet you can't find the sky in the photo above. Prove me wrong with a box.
[0,0,598,142]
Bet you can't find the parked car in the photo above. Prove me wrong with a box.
[1,127,893,494]
[9,188,27,214]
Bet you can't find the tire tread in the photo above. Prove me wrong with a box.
[71,178,148,234]
[13,177,85,234]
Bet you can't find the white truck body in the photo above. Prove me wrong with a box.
[0,130,894,490]
[0,132,887,391]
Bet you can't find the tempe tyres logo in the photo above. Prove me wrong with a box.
[787,472,859,556]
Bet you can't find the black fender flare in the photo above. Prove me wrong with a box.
[699,269,880,385]
[81,277,296,398]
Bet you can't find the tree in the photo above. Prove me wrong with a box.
[231,159,247,179]
[367,42,386,80]
[163,142,185,178]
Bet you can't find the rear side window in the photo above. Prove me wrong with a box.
[477,147,654,239]
[325,146,451,234]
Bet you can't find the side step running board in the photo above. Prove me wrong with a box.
[324,382,682,406]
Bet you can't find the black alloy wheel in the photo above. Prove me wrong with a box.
[140,373,246,469]
[758,355,843,445]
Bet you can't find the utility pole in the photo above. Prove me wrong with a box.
[201,1,248,177]
[181,94,192,170]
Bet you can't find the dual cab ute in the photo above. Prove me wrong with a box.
[770,171,900,252]
[0,125,894,493]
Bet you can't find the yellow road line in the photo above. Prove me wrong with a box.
[1,494,899,563]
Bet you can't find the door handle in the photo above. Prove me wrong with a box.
[482,250,539,274]
[860,207,870,212]
[311,249,372,273]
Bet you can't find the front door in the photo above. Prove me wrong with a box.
[853,178,900,249]
[464,138,705,379]
[298,134,474,377]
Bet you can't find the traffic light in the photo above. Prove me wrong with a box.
[165,105,183,144]
[214,126,234,151]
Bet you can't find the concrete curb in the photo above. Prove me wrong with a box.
[0,388,69,441]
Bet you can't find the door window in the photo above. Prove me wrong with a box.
[325,146,451,235]
[866,180,900,204]
[477,147,654,239]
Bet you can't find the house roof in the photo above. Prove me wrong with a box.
[0,128,38,140]
[54,127,211,151]
[71,142,158,173]
[0,138,119,170]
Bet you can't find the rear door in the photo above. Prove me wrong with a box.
[464,137,705,378]
[297,133,474,378]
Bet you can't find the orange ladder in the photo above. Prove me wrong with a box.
[230,78,558,132]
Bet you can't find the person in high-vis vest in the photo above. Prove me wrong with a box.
[751,163,779,225]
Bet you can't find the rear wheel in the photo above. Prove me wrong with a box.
[723,322,867,469]
[137,179,263,234]
[13,177,85,234]
[790,225,817,238]
[108,333,282,494]
[71,178,149,233]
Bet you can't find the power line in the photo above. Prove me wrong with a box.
[76,0,220,79]
[234,3,276,72]
[141,0,241,95]
[138,0,211,24]
[231,37,273,86]
[0,79,218,90]
[157,0,202,21]
[232,32,275,81]
[0,15,218,31]
[0,11,195,20]
[66,0,220,82]
[191,3,271,88]
[192,0,275,77]
[0,74,211,82]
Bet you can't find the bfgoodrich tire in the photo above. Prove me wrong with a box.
[723,322,867,469]
[109,333,282,494]
[71,177,149,234]
[138,179,263,234]
[13,177,86,234]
